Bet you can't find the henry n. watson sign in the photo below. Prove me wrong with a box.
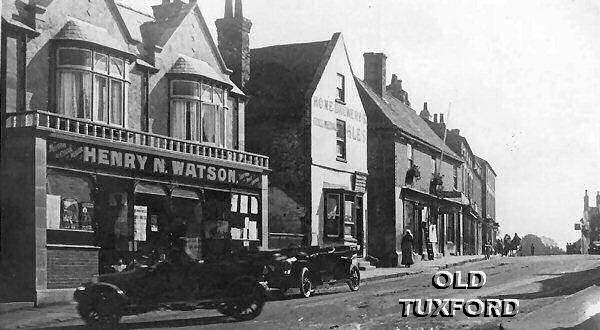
[47,140,262,188]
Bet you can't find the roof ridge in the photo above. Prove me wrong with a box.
[115,1,155,19]
[252,39,330,51]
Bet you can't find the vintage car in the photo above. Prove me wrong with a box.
[73,244,273,327]
[263,245,361,298]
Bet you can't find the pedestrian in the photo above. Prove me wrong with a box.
[401,229,415,268]
[485,240,492,260]
[530,243,535,256]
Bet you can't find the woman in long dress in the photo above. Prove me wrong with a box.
[401,229,415,268]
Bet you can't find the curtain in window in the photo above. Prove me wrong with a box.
[202,103,216,143]
[93,75,108,122]
[171,100,186,139]
[187,102,200,141]
[215,107,225,146]
[110,80,123,125]
[58,71,91,119]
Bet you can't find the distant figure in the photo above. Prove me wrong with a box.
[530,243,535,256]
[401,229,415,268]
[484,240,492,260]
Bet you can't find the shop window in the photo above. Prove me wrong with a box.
[46,172,94,231]
[325,193,341,238]
[336,73,345,102]
[170,80,231,147]
[56,47,128,125]
[336,119,347,161]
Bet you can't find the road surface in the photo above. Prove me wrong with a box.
[2,255,600,329]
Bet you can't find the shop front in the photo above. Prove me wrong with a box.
[1,120,269,304]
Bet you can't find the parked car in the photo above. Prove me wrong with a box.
[263,245,361,297]
[74,243,272,327]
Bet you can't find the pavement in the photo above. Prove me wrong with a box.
[0,254,487,329]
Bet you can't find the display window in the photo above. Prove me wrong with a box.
[324,190,362,240]
[46,171,95,232]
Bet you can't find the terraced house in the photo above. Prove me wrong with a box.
[0,0,269,305]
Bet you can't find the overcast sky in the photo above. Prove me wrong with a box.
[133,0,600,247]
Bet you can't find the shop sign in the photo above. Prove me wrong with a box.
[47,140,261,188]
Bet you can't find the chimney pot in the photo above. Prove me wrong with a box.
[224,0,233,18]
[423,102,428,111]
[234,0,243,18]
[433,114,438,123]
[440,114,444,123]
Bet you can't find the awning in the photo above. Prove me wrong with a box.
[134,183,167,196]
[171,188,200,200]
[52,18,134,56]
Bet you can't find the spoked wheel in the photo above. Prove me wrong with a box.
[347,266,360,291]
[299,267,314,298]
[77,289,121,328]
[220,279,266,321]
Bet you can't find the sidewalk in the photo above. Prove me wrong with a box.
[361,254,488,283]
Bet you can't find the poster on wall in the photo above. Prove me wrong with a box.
[46,195,61,229]
[429,224,438,243]
[150,215,159,232]
[80,202,94,231]
[240,195,249,214]
[61,198,79,229]
[134,205,148,242]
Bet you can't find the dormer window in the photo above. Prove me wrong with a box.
[170,80,230,147]
[56,47,128,126]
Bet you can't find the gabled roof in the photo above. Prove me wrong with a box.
[53,18,133,56]
[114,1,154,44]
[355,78,461,162]
[475,155,497,176]
[248,33,345,117]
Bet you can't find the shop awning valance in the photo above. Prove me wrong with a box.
[171,188,200,200]
[134,183,167,196]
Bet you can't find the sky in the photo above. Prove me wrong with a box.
[132,0,600,248]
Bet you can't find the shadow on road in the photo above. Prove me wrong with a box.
[35,315,236,330]
[482,266,600,301]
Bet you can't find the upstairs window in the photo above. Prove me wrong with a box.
[56,47,128,126]
[453,166,458,189]
[407,144,414,168]
[336,73,345,102]
[170,80,231,148]
[336,119,347,161]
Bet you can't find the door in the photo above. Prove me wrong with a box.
[356,196,364,256]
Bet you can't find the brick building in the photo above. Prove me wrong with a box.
[355,53,464,267]
[424,109,499,255]
[0,0,269,304]
[245,33,368,254]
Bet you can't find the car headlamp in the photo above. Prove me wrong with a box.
[283,257,296,275]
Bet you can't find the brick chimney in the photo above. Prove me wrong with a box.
[433,114,438,123]
[363,52,387,96]
[152,0,187,21]
[440,114,444,123]
[419,102,431,121]
[388,73,410,106]
[216,0,252,90]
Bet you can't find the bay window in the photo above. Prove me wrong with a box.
[170,79,233,148]
[56,47,128,126]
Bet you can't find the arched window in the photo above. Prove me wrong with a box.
[56,47,128,126]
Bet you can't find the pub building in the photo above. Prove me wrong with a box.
[355,53,465,266]
[246,33,369,255]
[0,0,269,304]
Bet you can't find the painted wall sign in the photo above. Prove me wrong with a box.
[47,140,261,188]
[312,95,367,123]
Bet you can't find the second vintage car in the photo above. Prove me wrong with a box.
[263,245,361,298]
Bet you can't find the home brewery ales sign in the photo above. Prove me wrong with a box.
[47,140,261,188]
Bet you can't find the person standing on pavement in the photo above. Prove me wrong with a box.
[530,243,535,256]
[401,229,415,268]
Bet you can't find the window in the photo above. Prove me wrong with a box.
[453,166,458,189]
[336,73,345,102]
[170,80,231,147]
[407,144,414,168]
[56,47,128,126]
[336,119,347,161]
[431,156,437,175]
[326,193,341,237]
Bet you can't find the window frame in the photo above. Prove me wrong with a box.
[324,190,361,240]
[336,119,347,161]
[336,73,345,103]
[55,46,129,127]
[169,78,231,148]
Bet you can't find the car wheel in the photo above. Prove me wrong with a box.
[299,267,313,298]
[77,289,121,328]
[347,266,360,291]
[225,280,266,321]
